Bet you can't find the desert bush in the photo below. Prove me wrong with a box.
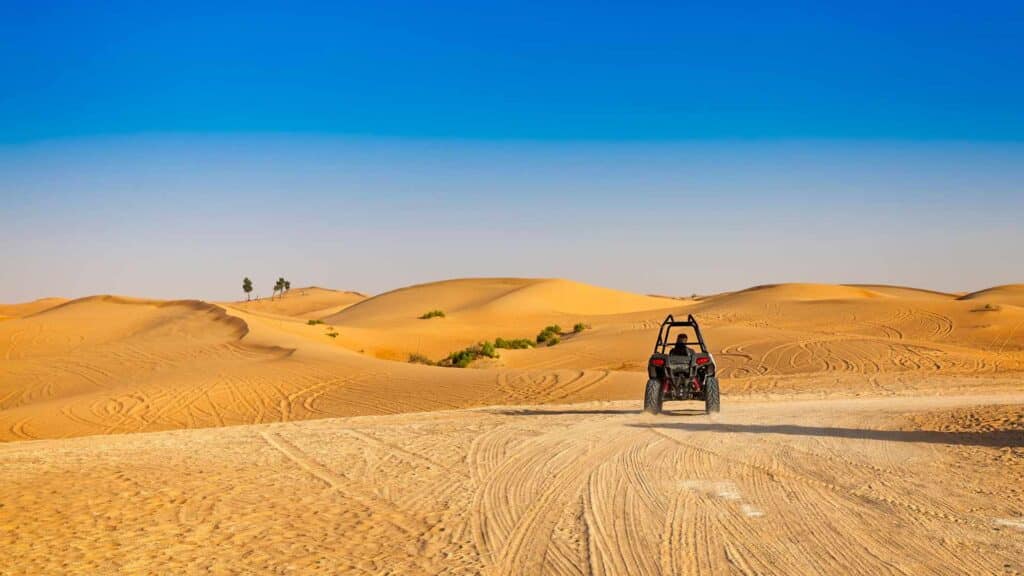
[326,331,338,338]
[973,303,1002,312]
[443,350,473,368]
[480,340,498,358]
[495,337,535,349]
[536,324,562,343]
[440,341,499,368]
[545,336,560,347]
[573,322,590,333]
[419,309,446,319]
[307,319,324,325]
[408,353,435,365]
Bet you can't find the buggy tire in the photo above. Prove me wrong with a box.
[644,379,663,415]
[705,376,720,413]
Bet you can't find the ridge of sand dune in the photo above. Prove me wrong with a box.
[325,278,535,323]
[328,278,676,323]
[843,284,959,300]
[473,278,681,316]
[0,297,68,318]
[40,294,234,314]
[2,295,249,360]
[229,286,366,319]
[958,284,1024,307]
[709,283,886,302]
[321,277,679,360]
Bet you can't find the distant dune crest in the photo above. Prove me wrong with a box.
[328,278,677,323]
[958,284,1024,307]
[231,285,366,320]
[0,297,69,318]
[721,283,887,302]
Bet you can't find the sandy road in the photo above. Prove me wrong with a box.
[1,392,1022,575]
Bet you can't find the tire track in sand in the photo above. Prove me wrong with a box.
[259,429,426,535]
[470,420,639,574]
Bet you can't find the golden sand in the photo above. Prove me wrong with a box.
[1,278,1022,574]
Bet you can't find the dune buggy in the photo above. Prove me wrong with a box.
[644,314,720,414]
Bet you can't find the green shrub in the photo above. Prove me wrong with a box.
[495,337,535,349]
[326,332,338,338]
[536,324,562,343]
[419,309,446,319]
[546,336,560,346]
[480,340,498,358]
[572,322,590,333]
[442,349,476,368]
[307,319,324,325]
[408,353,435,365]
[440,341,499,368]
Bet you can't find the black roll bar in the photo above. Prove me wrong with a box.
[653,313,708,354]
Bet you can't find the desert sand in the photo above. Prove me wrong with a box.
[1,278,1022,574]
[230,286,367,320]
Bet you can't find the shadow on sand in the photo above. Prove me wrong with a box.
[494,407,707,417]
[627,421,1024,449]
[492,405,1023,449]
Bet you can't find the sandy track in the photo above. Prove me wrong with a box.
[2,392,1022,575]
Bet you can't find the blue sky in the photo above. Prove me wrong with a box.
[3,0,1022,141]
[1,1,1022,300]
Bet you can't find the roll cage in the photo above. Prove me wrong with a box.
[652,314,708,355]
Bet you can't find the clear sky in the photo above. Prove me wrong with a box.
[1,1,1022,301]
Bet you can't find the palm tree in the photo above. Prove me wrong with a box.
[242,277,253,301]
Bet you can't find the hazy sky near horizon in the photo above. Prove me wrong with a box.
[1,1,1022,302]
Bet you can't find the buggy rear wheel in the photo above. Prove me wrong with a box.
[705,376,720,413]
[644,379,663,415]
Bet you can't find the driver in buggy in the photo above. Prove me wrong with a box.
[670,333,693,357]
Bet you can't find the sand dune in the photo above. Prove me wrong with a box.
[1,279,1022,444]
[0,297,68,319]
[228,286,366,319]
[722,283,887,301]
[2,277,1023,574]
[959,284,1024,307]
[0,296,291,441]
[521,284,1019,393]
[319,280,1024,382]
[3,393,1021,574]
[0,291,640,442]
[845,284,959,300]
[330,278,675,321]
[321,277,679,360]
[5,295,248,357]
